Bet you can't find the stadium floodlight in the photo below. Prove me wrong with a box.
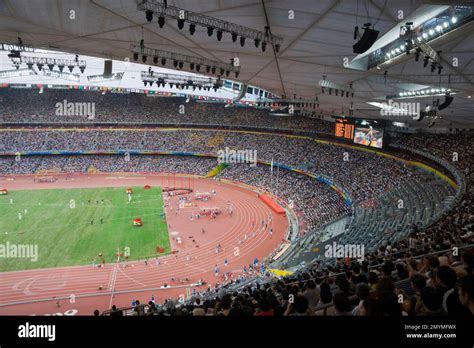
[131,44,240,77]
[19,56,87,74]
[137,0,283,50]
[141,71,222,92]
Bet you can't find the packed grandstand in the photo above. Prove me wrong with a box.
[0,88,472,317]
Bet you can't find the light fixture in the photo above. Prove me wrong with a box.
[423,55,429,67]
[216,30,223,41]
[161,58,166,66]
[443,21,449,28]
[146,10,153,22]
[254,38,260,48]
[436,25,442,32]
[178,61,183,69]
[142,55,147,63]
[451,17,457,24]
[261,42,266,52]
[158,16,165,28]
[232,33,238,42]
[189,24,196,35]
[240,36,245,47]
[153,56,158,64]
[178,19,185,30]
[207,26,214,37]
[415,47,421,61]
[133,53,139,61]
[437,65,443,74]
[429,29,435,36]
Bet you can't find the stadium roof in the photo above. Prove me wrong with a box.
[0,0,473,128]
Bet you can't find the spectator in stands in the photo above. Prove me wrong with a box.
[284,295,311,316]
[254,297,274,316]
[332,292,352,316]
[352,283,370,316]
[458,275,474,315]
[435,266,470,315]
[302,280,320,311]
[419,287,446,316]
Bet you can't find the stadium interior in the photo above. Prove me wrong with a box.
[0,0,473,331]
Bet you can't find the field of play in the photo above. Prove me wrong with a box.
[0,186,170,271]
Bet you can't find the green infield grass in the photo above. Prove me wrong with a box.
[0,186,170,271]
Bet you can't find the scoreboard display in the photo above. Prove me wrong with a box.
[335,118,355,140]
[334,117,384,148]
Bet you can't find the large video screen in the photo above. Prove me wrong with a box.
[334,118,384,148]
[353,119,384,148]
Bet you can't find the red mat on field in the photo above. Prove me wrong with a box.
[259,194,285,215]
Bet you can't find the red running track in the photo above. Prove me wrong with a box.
[0,174,288,315]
